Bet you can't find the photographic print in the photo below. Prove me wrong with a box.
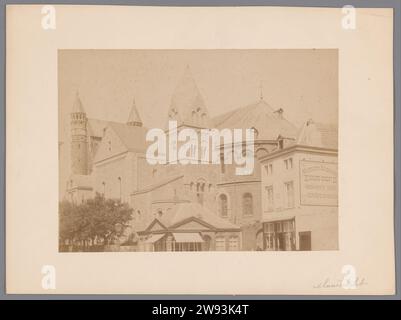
[58,49,338,253]
[5,5,395,295]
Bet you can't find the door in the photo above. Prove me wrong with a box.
[299,231,311,251]
[202,235,212,251]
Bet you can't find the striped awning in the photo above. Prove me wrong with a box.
[173,233,204,243]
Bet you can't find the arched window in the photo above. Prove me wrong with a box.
[196,179,206,205]
[201,113,207,125]
[218,194,228,217]
[256,148,269,159]
[242,193,253,216]
[220,153,226,174]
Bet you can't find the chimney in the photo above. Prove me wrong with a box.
[274,108,284,119]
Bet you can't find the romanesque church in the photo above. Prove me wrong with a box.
[60,66,299,251]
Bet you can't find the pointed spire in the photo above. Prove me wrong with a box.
[72,90,85,114]
[167,65,209,128]
[259,81,264,101]
[126,97,143,127]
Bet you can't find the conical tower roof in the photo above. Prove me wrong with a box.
[127,98,143,127]
[72,91,85,114]
[167,66,210,128]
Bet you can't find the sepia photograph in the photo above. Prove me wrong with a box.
[5,4,395,296]
[58,49,338,252]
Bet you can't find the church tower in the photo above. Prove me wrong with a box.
[167,65,210,129]
[70,92,88,175]
[126,98,143,127]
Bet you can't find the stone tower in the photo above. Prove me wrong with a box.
[70,92,88,175]
[167,65,210,129]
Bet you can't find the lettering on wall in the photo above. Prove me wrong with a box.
[299,160,338,206]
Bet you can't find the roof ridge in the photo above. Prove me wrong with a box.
[131,175,185,195]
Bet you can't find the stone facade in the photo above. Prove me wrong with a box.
[259,120,338,251]
[61,66,333,251]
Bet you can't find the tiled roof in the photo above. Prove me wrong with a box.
[212,99,298,141]
[87,119,109,138]
[157,202,240,230]
[131,175,184,195]
[108,122,149,153]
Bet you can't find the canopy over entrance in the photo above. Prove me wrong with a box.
[172,233,204,243]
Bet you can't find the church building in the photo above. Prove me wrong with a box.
[61,66,313,251]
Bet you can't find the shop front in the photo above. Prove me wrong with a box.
[263,218,296,251]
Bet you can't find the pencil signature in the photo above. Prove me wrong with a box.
[313,277,367,289]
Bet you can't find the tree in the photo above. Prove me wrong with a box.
[59,193,133,250]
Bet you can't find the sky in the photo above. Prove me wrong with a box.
[58,49,338,140]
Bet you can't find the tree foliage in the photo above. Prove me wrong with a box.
[59,193,133,247]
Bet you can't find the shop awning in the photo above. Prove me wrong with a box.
[264,214,296,223]
[144,233,165,243]
[173,233,204,243]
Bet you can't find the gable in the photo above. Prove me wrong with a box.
[93,126,128,163]
[171,218,214,231]
[145,219,167,232]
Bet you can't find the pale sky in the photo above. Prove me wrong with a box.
[58,49,338,140]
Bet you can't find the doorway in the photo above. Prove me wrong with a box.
[299,231,312,251]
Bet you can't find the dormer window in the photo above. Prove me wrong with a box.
[278,139,284,149]
[274,108,284,119]
[251,127,259,139]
